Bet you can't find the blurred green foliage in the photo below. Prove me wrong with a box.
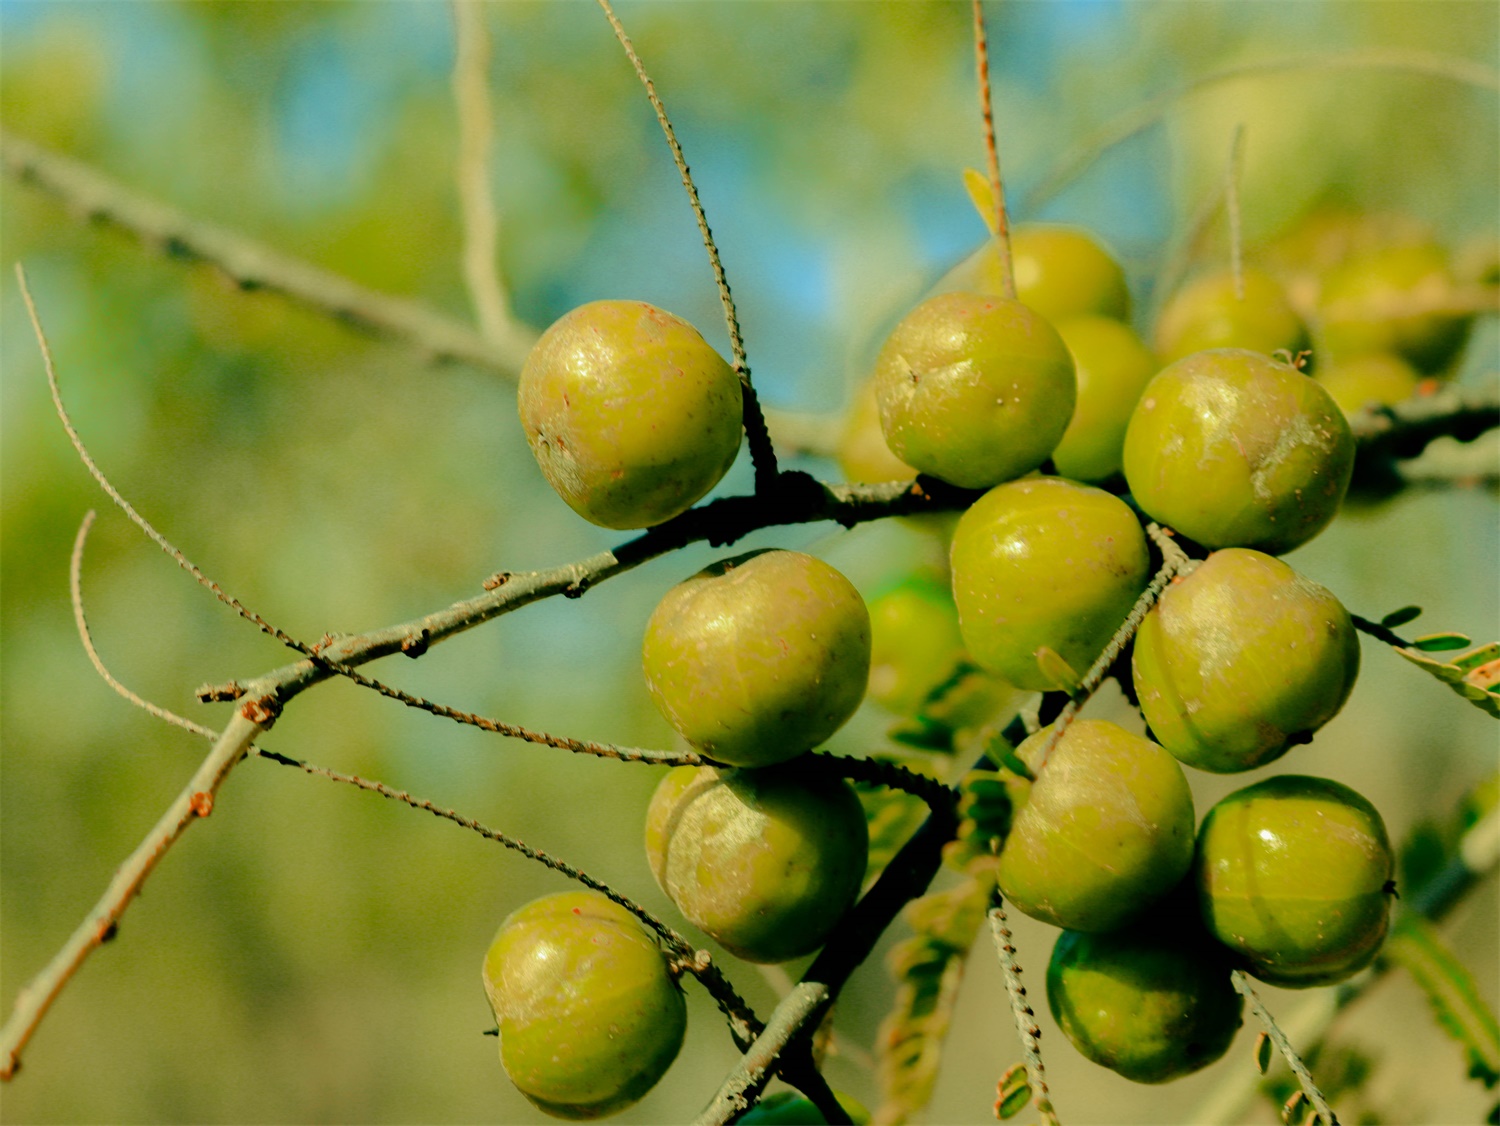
[1,2,1496,1123]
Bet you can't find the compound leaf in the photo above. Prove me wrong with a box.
[1381,605,1423,629]
[1397,641,1500,718]
[1383,915,1500,1088]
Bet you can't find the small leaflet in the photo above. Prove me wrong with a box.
[1412,631,1474,652]
[1255,1031,1274,1075]
[1380,605,1423,629]
[1397,640,1500,719]
[963,168,1001,236]
[994,1061,1032,1120]
[1033,646,1081,694]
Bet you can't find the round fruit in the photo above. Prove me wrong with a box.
[518,300,743,529]
[1133,549,1360,773]
[871,292,1076,489]
[949,477,1150,692]
[1318,243,1472,373]
[1153,268,1309,365]
[935,225,1131,321]
[1047,909,1243,1083]
[1122,348,1355,555]
[642,550,871,767]
[1049,315,1160,483]
[866,572,966,715]
[1316,353,1420,416]
[645,765,868,963]
[740,1090,872,1124]
[837,378,918,486]
[1196,775,1394,987]
[997,719,1195,932]
[481,890,686,1119]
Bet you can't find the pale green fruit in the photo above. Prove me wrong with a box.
[645,765,868,963]
[482,891,686,1119]
[935,225,1131,321]
[1133,549,1360,773]
[518,300,742,529]
[1122,348,1355,555]
[997,720,1195,932]
[837,378,918,486]
[866,572,966,715]
[1316,353,1421,416]
[872,292,1076,489]
[1318,243,1472,373]
[949,477,1150,692]
[1050,315,1160,483]
[642,550,870,767]
[1154,268,1309,364]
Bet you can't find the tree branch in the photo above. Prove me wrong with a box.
[1231,971,1338,1126]
[1346,386,1500,464]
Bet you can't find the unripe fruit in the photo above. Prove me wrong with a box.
[1049,315,1160,483]
[481,891,686,1120]
[1122,349,1355,555]
[1132,549,1360,773]
[872,292,1076,489]
[934,225,1131,321]
[1047,908,1243,1083]
[518,300,743,529]
[645,765,868,963]
[1316,352,1421,416]
[950,478,1150,692]
[997,720,1195,933]
[867,572,966,716]
[642,550,871,767]
[739,1090,872,1124]
[1318,243,1472,373]
[1196,775,1394,987]
[837,379,918,486]
[1153,268,1309,365]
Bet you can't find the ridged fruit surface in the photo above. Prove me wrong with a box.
[1133,549,1360,773]
[1050,314,1160,483]
[642,550,870,767]
[1122,348,1355,555]
[950,478,1149,692]
[1196,775,1394,987]
[481,891,686,1119]
[518,300,742,529]
[1153,268,1308,364]
[645,765,868,963]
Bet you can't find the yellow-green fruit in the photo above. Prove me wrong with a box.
[1318,243,1472,373]
[1050,315,1160,483]
[1133,549,1360,773]
[518,300,743,529]
[642,550,871,767]
[1122,349,1355,555]
[997,720,1195,932]
[949,477,1150,692]
[1316,353,1421,416]
[872,292,1076,489]
[482,891,686,1119]
[837,379,918,485]
[645,765,868,963]
[867,572,966,715]
[740,1091,872,1124]
[1153,268,1309,365]
[1196,776,1394,987]
[1047,911,1243,1083]
[932,226,1131,322]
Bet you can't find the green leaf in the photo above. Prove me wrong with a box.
[962,167,1000,236]
[888,719,955,753]
[1034,646,1081,693]
[995,1063,1031,1119]
[1413,631,1474,651]
[862,788,929,882]
[1397,642,1500,719]
[1381,605,1423,629]
[1383,915,1500,1089]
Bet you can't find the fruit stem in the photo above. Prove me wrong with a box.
[987,885,1061,1126]
[1230,971,1340,1126]
[970,0,1017,301]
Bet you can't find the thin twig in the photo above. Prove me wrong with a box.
[1345,386,1500,461]
[970,0,1015,300]
[593,0,779,492]
[2,130,533,372]
[988,886,1060,1126]
[451,0,517,344]
[1230,971,1339,1126]
[1225,123,1246,300]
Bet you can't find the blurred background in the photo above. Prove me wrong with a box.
[1,2,1496,1123]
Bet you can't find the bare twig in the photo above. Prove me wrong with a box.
[1230,971,1339,1126]
[2,130,534,372]
[970,0,1014,300]
[593,0,778,491]
[451,0,518,344]
[988,886,1060,1126]
[1346,386,1500,461]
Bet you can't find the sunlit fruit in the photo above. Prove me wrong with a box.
[518,300,743,529]
[950,477,1150,692]
[645,765,868,963]
[1316,353,1421,416]
[872,292,1076,489]
[482,891,686,1119]
[997,719,1195,932]
[1132,549,1360,773]
[1318,243,1472,373]
[1153,268,1309,365]
[1122,348,1355,555]
[1049,314,1160,483]
[642,550,870,767]
[1196,775,1394,987]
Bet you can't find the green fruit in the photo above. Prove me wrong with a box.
[949,477,1150,692]
[997,719,1195,932]
[1047,909,1243,1083]
[1316,353,1421,416]
[1122,348,1355,555]
[645,765,868,963]
[935,226,1131,321]
[1049,315,1160,483]
[837,379,918,486]
[1196,775,1394,987]
[740,1090,872,1124]
[867,572,966,715]
[872,292,1076,489]
[642,550,871,767]
[1318,243,1472,373]
[482,891,686,1119]
[1153,268,1309,365]
[1133,549,1360,773]
[518,300,743,529]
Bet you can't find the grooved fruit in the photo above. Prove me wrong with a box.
[518,300,743,529]
[481,891,686,1119]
